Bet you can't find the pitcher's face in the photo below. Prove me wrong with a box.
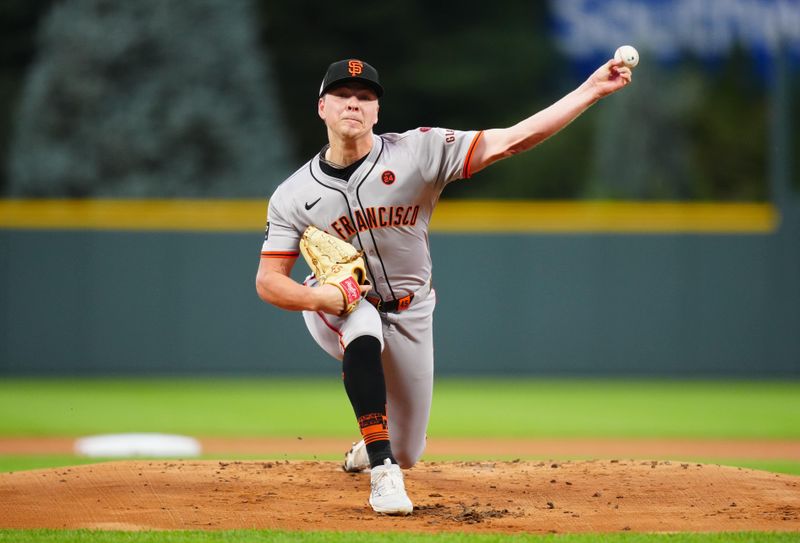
[318,83,379,140]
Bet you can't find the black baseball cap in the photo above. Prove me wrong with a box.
[319,59,384,98]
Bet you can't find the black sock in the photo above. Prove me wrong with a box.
[342,335,396,467]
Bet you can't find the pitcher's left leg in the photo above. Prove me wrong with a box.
[381,291,436,469]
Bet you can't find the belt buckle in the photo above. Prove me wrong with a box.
[397,294,413,312]
[366,294,413,313]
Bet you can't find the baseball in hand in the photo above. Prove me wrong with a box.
[614,45,639,68]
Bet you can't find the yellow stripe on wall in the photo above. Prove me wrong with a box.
[0,199,780,234]
[0,199,267,232]
[432,201,780,233]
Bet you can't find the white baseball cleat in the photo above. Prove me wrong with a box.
[342,439,370,473]
[369,458,413,515]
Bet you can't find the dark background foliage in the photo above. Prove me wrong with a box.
[0,0,796,200]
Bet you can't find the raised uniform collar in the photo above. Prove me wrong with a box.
[318,145,369,181]
[311,134,383,186]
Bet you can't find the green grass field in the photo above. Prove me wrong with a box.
[1,377,799,543]
[2,378,798,438]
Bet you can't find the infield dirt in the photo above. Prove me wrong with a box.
[2,458,799,534]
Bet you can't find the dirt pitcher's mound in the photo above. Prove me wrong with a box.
[2,460,799,534]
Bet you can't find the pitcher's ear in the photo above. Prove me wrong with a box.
[318,97,326,120]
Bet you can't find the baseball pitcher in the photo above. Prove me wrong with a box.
[256,58,632,515]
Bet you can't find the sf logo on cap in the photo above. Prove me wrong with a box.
[348,60,363,76]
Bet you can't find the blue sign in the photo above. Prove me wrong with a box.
[550,0,800,64]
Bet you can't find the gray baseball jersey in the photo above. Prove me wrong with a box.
[261,126,481,468]
[261,127,482,300]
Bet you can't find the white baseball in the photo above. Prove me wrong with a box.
[614,45,639,68]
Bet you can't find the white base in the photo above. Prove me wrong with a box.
[74,433,202,458]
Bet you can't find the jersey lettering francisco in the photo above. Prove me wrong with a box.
[262,127,483,301]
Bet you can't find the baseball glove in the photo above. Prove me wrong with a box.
[299,225,369,315]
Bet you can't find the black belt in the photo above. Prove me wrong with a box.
[366,293,414,313]
[365,280,432,314]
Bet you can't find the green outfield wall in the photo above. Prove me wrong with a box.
[1,201,798,377]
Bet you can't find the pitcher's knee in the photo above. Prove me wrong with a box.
[393,444,424,469]
[394,452,417,469]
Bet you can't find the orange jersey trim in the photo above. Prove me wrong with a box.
[261,251,299,258]
[462,130,485,179]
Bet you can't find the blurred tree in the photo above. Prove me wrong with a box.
[7,0,291,197]
[692,50,769,201]
[0,0,56,194]
[1,1,789,200]
[582,57,769,202]
[793,69,800,195]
